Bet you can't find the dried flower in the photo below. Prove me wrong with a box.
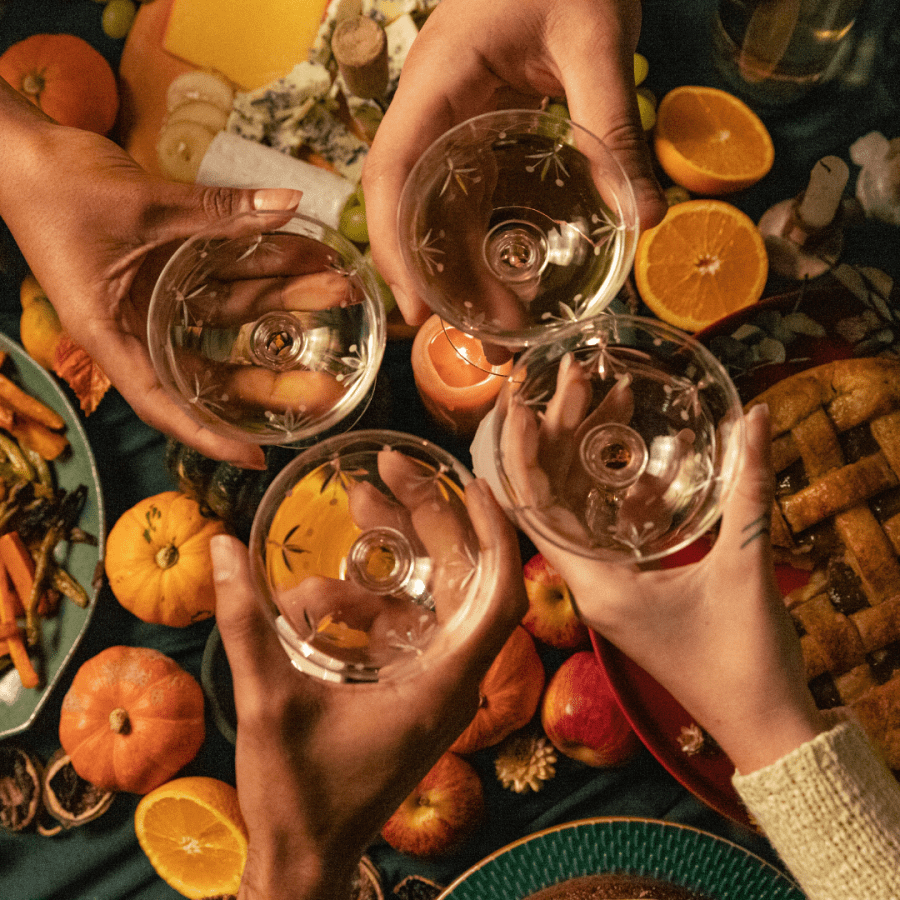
[495,731,557,793]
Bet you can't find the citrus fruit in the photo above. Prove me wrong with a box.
[634,199,768,332]
[653,85,774,195]
[20,295,63,370]
[134,776,248,900]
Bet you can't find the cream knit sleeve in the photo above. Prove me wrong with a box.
[732,719,900,900]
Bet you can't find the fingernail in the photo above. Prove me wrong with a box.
[253,188,303,210]
[210,534,236,582]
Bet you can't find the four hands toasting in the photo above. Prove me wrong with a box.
[3,0,900,898]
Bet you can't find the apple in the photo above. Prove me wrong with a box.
[380,751,484,858]
[521,552,591,650]
[541,650,640,767]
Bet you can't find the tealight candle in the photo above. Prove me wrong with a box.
[411,314,513,436]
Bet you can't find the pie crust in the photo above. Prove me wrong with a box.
[747,357,900,769]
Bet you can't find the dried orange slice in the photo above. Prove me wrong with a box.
[634,199,768,332]
[653,85,774,195]
[135,776,248,900]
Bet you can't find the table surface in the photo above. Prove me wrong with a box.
[1,1,899,898]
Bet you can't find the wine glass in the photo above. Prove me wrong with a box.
[148,209,386,446]
[472,314,746,563]
[248,429,491,683]
[398,109,639,353]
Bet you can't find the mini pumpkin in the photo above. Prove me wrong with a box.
[59,645,205,794]
[105,490,228,627]
[0,34,120,134]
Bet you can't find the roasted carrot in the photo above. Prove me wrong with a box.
[0,373,65,431]
[7,416,69,460]
[0,532,35,610]
[0,565,38,689]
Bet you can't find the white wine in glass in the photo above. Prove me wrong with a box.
[399,109,639,351]
[148,209,386,446]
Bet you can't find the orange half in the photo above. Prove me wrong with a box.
[135,776,248,900]
[634,199,768,332]
[654,85,774,195]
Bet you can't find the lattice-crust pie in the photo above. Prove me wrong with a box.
[746,357,900,770]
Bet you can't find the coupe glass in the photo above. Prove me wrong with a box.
[248,430,491,683]
[398,109,639,352]
[148,209,386,446]
[477,314,745,563]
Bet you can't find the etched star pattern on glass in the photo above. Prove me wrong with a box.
[249,431,491,683]
[148,209,386,446]
[398,109,639,352]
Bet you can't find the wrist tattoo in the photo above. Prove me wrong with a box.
[740,514,770,548]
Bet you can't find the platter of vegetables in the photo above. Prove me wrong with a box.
[0,333,103,739]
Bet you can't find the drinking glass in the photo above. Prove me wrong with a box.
[711,0,868,106]
[398,109,639,353]
[148,209,386,446]
[473,314,745,563]
[248,430,491,683]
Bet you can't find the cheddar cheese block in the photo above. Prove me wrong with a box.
[163,0,330,90]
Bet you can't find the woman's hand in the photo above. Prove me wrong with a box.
[362,0,667,325]
[520,403,827,774]
[212,479,526,900]
[0,80,301,469]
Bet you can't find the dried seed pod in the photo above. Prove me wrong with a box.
[0,744,43,832]
[42,748,114,828]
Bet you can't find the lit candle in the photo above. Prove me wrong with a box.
[411,314,513,435]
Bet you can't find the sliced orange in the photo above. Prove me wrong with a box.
[634,199,768,332]
[653,85,774,195]
[134,776,248,900]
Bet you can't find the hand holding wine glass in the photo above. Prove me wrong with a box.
[212,477,526,900]
[362,0,667,326]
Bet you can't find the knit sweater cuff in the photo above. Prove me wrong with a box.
[732,719,900,900]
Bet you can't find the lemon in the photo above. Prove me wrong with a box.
[20,296,63,370]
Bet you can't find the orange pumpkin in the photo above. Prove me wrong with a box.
[59,645,205,794]
[0,34,119,134]
[450,626,546,755]
[105,491,228,627]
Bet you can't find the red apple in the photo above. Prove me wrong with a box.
[380,751,484,858]
[541,650,640,767]
[522,552,591,650]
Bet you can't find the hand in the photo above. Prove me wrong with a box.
[0,81,302,469]
[516,401,827,774]
[212,479,526,900]
[362,0,667,325]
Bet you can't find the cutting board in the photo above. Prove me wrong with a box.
[115,0,194,175]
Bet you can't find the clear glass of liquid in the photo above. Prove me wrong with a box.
[398,109,638,355]
[148,209,386,446]
[712,0,868,106]
[484,314,745,564]
[249,429,491,683]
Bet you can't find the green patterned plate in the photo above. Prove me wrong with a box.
[438,818,803,900]
[0,334,104,738]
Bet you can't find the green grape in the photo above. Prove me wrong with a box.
[633,53,650,86]
[545,102,570,120]
[102,0,137,39]
[636,89,657,131]
[339,202,369,245]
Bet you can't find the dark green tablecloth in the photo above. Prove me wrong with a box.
[1,1,898,898]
